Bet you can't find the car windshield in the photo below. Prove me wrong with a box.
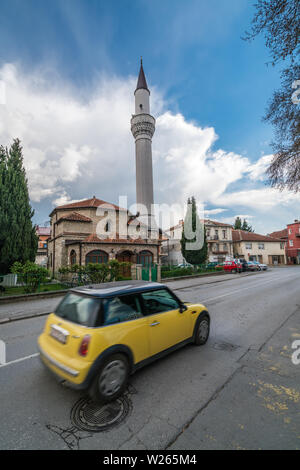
[55,292,101,327]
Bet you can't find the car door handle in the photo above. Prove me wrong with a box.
[150,321,160,327]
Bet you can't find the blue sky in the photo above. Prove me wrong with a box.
[0,0,298,233]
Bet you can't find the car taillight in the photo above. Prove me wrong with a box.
[78,335,91,357]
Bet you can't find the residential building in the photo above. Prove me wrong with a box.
[205,219,234,263]
[232,230,286,265]
[161,219,234,265]
[286,220,300,264]
[35,226,51,267]
[161,220,184,265]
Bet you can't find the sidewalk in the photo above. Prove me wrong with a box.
[169,305,300,450]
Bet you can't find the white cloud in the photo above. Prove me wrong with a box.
[247,154,273,181]
[0,62,299,234]
[204,208,228,216]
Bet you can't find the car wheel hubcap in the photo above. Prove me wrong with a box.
[99,360,126,397]
[198,320,209,341]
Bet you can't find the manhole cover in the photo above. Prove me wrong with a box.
[213,342,240,352]
[71,396,131,432]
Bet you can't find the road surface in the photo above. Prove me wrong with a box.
[0,267,299,450]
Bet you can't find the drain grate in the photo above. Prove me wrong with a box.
[71,396,131,432]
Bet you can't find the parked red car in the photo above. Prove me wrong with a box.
[223,260,242,273]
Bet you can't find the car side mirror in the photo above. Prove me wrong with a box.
[179,304,188,313]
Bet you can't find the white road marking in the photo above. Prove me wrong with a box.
[0,352,40,368]
[201,273,299,303]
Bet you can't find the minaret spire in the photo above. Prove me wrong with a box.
[131,59,156,236]
[135,57,149,93]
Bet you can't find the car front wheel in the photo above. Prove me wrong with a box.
[89,353,129,404]
[194,315,210,345]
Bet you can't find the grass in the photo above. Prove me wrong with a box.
[0,283,69,297]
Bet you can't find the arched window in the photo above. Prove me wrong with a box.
[85,250,108,264]
[137,250,153,267]
[70,250,76,265]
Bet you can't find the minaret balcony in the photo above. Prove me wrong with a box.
[131,113,155,140]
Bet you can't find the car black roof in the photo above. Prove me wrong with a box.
[71,280,166,298]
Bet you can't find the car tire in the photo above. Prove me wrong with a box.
[89,353,129,404]
[194,315,210,346]
[232,269,236,273]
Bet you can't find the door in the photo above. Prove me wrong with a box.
[140,288,189,356]
[116,251,133,278]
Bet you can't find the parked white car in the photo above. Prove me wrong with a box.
[177,262,193,268]
[252,261,268,271]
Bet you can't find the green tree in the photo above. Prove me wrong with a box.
[181,197,208,265]
[0,139,38,273]
[234,217,253,232]
[241,219,253,232]
[243,0,300,191]
[234,217,243,230]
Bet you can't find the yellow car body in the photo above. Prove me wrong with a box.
[38,281,210,402]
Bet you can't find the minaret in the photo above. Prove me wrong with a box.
[131,59,156,235]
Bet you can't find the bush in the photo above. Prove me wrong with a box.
[57,260,131,285]
[11,261,49,293]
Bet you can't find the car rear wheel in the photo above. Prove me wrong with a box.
[89,353,129,404]
[194,315,210,345]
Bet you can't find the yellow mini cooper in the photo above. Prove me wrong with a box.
[38,281,210,403]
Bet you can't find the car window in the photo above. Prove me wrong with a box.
[102,294,143,325]
[141,289,180,315]
[55,293,101,327]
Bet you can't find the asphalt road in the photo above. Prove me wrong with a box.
[0,267,299,450]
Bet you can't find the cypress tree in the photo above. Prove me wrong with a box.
[0,139,38,273]
[234,217,242,229]
[181,196,208,265]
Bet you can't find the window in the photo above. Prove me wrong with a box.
[222,230,227,239]
[245,243,252,250]
[258,243,265,249]
[289,240,294,247]
[206,229,210,237]
[223,243,227,251]
[280,242,285,249]
[102,294,143,325]
[55,293,101,327]
[86,250,108,264]
[289,228,292,234]
[141,289,180,315]
[137,250,153,266]
[70,250,76,265]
